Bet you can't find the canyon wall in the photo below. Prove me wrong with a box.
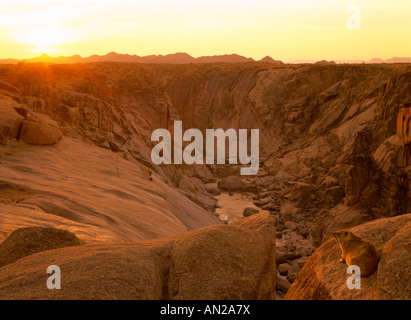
[1,62,410,298]
[2,62,410,222]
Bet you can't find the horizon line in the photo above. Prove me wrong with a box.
[1,51,410,64]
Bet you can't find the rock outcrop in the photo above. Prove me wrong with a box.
[284,214,411,300]
[0,99,23,142]
[0,137,221,243]
[0,213,276,300]
[397,107,411,144]
[0,98,62,145]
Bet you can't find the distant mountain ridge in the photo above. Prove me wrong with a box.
[0,52,284,65]
[292,57,411,64]
[0,52,410,64]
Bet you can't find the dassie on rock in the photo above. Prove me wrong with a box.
[332,229,380,277]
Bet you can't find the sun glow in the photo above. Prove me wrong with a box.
[20,27,64,53]
[9,6,71,55]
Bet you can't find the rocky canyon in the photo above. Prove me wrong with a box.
[0,60,410,299]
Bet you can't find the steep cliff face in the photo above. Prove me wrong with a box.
[2,62,410,225]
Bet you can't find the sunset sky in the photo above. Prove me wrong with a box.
[0,0,410,62]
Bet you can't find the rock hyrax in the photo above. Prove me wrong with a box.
[332,229,380,277]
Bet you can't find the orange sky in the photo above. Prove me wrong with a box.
[0,0,410,62]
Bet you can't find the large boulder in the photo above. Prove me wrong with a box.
[285,214,411,300]
[19,114,63,145]
[204,183,221,196]
[0,213,276,300]
[169,213,276,299]
[0,99,23,142]
[0,227,85,268]
[218,176,243,191]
